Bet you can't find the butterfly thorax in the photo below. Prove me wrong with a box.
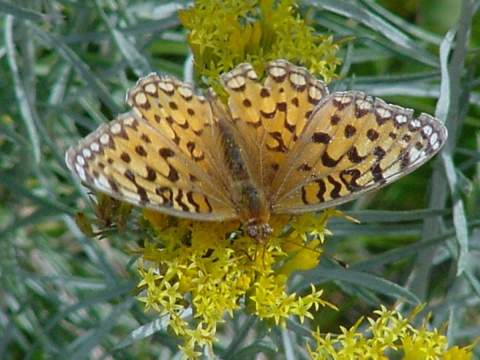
[217,118,272,242]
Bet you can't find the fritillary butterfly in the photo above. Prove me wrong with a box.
[66,60,447,241]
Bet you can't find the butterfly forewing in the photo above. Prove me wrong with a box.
[271,90,447,214]
[66,76,238,221]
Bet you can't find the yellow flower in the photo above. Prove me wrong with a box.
[441,345,477,360]
[136,209,342,357]
[178,0,342,91]
[306,304,477,359]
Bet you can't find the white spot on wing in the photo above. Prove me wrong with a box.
[82,148,92,158]
[75,163,86,181]
[422,125,433,136]
[269,63,287,77]
[124,116,135,126]
[90,142,100,152]
[409,148,424,163]
[144,83,157,94]
[96,175,111,189]
[411,119,421,129]
[100,134,110,145]
[110,123,122,135]
[76,155,85,166]
[357,99,373,111]
[376,107,391,118]
[396,114,407,124]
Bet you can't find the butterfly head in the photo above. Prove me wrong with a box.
[244,220,273,243]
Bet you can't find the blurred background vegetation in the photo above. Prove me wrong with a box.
[0,0,479,358]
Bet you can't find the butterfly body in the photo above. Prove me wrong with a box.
[217,119,272,239]
[66,60,447,241]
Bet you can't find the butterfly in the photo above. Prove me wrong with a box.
[66,60,447,241]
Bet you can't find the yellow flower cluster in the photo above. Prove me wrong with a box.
[178,0,342,91]
[307,304,477,359]
[134,210,340,358]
